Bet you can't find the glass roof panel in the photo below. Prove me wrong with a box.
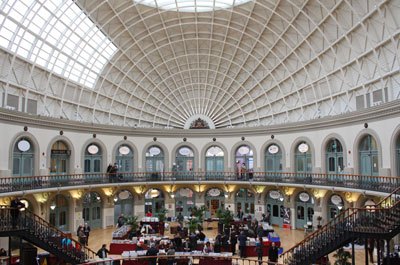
[135,0,252,12]
[0,0,117,88]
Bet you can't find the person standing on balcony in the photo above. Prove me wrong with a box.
[240,163,247,180]
[235,161,241,179]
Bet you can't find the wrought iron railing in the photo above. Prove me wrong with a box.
[281,187,400,265]
[1,171,398,194]
[0,206,97,264]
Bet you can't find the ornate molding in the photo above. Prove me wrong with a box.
[0,99,399,137]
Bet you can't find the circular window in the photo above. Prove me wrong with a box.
[331,195,343,205]
[207,188,221,197]
[269,190,281,200]
[299,192,310,202]
[119,191,130,200]
[119,146,130,155]
[268,145,279,154]
[17,140,31,152]
[179,147,191,156]
[238,146,250,155]
[149,147,161,156]
[298,143,309,153]
[87,144,99,154]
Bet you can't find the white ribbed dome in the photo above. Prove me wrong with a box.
[0,0,399,129]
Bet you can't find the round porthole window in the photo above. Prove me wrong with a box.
[17,140,31,152]
[268,145,279,154]
[87,144,99,155]
[119,146,130,155]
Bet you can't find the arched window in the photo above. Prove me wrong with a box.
[295,192,314,229]
[82,192,102,229]
[174,188,195,217]
[395,135,400,176]
[235,188,255,215]
[359,135,378,176]
[205,146,224,179]
[13,138,34,176]
[115,145,133,173]
[176,146,194,172]
[328,194,344,222]
[144,188,165,216]
[295,142,312,174]
[114,190,134,223]
[235,145,253,179]
[84,144,102,173]
[49,194,69,231]
[50,140,70,174]
[265,190,284,226]
[146,146,164,174]
[205,188,225,218]
[264,144,282,172]
[326,139,344,174]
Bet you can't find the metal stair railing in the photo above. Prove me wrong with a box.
[281,186,400,265]
[0,206,97,264]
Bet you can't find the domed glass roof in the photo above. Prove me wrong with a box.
[0,0,399,129]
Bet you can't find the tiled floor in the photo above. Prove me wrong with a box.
[80,222,374,264]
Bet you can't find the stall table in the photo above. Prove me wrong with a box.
[244,240,281,257]
[199,256,231,265]
[110,242,138,255]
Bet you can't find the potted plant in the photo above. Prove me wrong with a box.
[216,208,234,234]
[157,208,168,235]
[125,215,139,231]
[188,218,200,234]
[333,247,351,265]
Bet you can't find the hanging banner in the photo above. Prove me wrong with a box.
[282,207,291,229]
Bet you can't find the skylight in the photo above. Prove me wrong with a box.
[135,0,252,12]
[0,0,117,88]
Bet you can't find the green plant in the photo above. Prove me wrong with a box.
[188,218,200,233]
[216,208,234,228]
[125,215,139,231]
[333,247,351,265]
[157,208,168,222]
[191,205,207,222]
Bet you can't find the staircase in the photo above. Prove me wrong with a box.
[282,187,400,265]
[0,206,97,264]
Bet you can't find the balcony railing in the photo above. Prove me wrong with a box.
[1,171,398,194]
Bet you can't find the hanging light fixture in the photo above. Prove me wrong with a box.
[50,202,56,210]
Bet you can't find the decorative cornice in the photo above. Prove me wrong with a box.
[0,99,399,137]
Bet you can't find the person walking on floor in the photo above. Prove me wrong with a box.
[256,237,264,265]
[96,244,109,258]
[268,242,279,265]
[83,222,91,246]
[238,231,247,258]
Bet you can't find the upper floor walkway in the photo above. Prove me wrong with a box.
[2,171,399,196]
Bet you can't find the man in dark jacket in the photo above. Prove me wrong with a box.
[96,244,109,258]
[230,230,238,255]
[146,243,159,265]
[238,231,247,258]
[268,242,279,265]
[10,197,25,228]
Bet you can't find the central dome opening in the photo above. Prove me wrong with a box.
[135,0,252,12]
